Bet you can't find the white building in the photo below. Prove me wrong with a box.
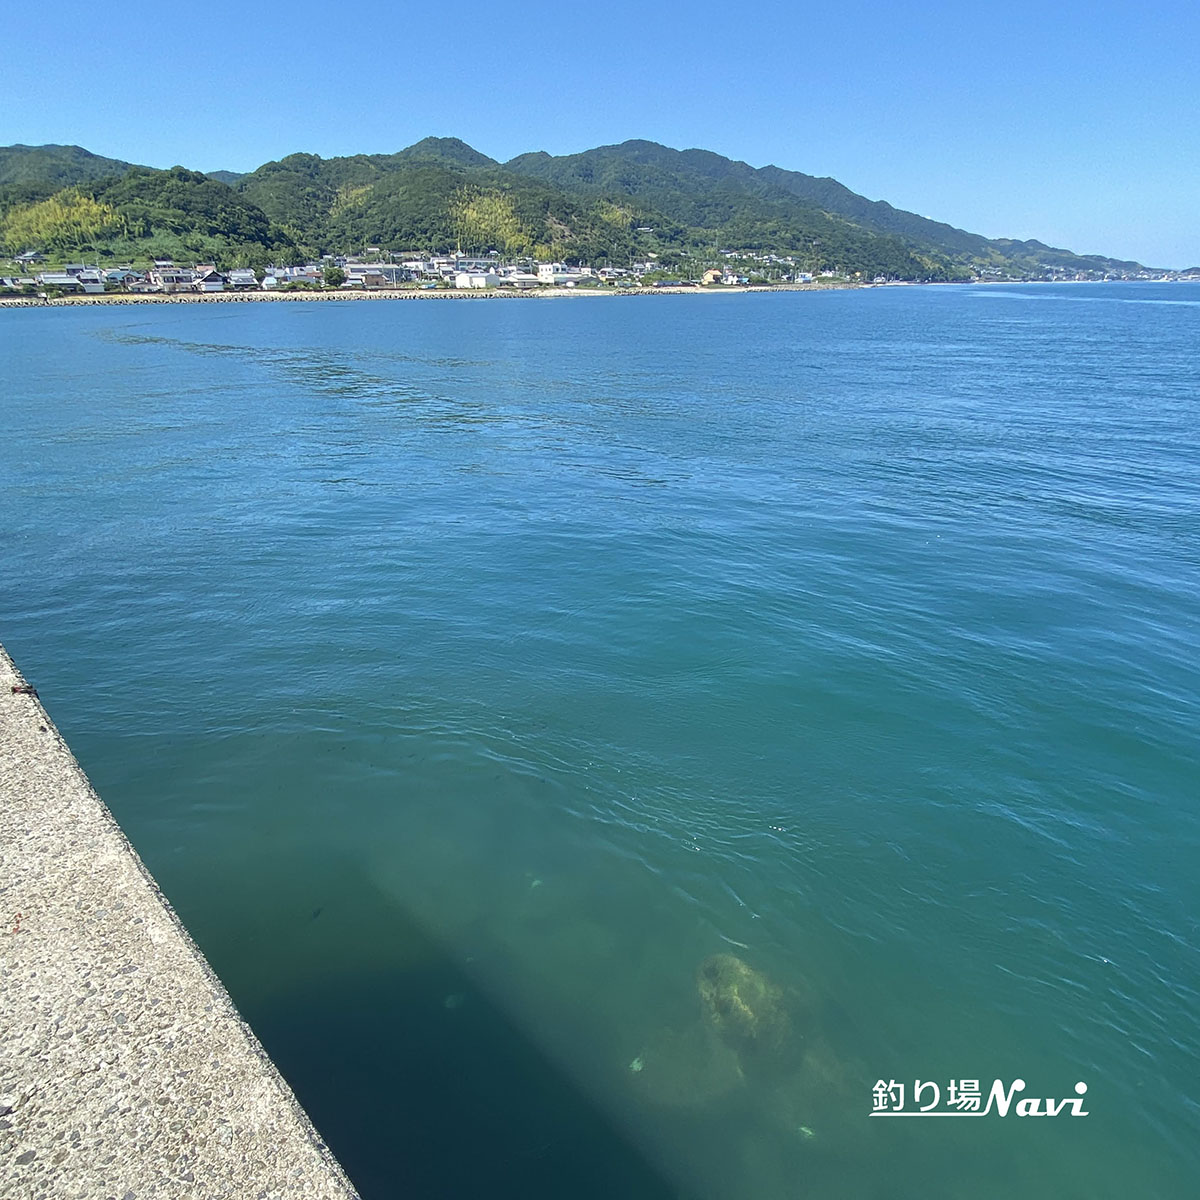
[497,269,540,288]
[455,272,500,289]
[536,263,591,286]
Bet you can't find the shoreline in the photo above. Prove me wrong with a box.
[0,281,860,309]
[0,277,1159,311]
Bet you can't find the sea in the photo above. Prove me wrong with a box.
[2,283,1197,1199]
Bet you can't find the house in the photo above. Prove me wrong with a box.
[453,256,496,274]
[455,272,499,289]
[264,266,316,286]
[701,269,724,285]
[261,274,280,289]
[61,264,88,277]
[37,272,82,291]
[75,270,106,294]
[193,270,225,292]
[149,266,195,291]
[226,268,259,290]
[345,263,409,287]
[14,250,44,265]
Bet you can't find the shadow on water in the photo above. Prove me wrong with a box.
[199,864,683,1200]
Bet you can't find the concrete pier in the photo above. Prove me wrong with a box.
[0,645,359,1199]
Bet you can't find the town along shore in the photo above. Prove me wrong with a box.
[0,281,864,309]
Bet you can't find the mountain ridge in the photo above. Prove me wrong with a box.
[0,139,1159,277]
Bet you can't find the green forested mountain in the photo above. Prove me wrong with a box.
[0,146,149,245]
[0,138,1153,278]
[758,167,1146,274]
[506,140,942,276]
[504,140,1148,276]
[396,137,498,169]
[236,149,647,262]
[1,164,291,264]
[89,167,290,260]
[0,144,139,188]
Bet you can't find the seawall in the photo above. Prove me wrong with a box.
[0,644,360,1199]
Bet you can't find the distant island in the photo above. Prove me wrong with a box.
[0,138,1189,292]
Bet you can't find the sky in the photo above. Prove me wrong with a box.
[3,0,1197,266]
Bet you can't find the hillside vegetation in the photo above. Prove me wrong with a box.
[0,139,1151,279]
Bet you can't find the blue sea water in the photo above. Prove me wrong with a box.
[2,283,1198,1199]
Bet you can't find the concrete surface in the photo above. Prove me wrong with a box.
[0,644,360,1199]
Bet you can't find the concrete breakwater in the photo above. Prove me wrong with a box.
[0,645,358,1199]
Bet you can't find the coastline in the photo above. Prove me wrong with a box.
[0,281,860,309]
[3,278,1151,311]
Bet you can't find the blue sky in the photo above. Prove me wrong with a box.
[4,0,1196,266]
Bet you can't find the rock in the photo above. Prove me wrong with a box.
[696,954,791,1057]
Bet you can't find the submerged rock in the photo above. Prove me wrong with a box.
[696,954,791,1057]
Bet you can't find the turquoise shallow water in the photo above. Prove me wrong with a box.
[2,284,1198,1198]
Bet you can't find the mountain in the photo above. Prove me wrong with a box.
[0,144,140,188]
[234,142,944,276]
[395,137,498,169]
[503,139,939,275]
[504,140,1147,277]
[235,150,648,263]
[0,139,1154,278]
[0,159,291,264]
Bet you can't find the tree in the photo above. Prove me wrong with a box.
[0,189,120,252]
[323,265,346,287]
